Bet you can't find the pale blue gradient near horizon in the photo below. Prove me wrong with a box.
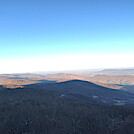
[0,0,134,64]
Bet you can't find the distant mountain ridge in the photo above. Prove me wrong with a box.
[73,68,134,76]
[1,72,134,93]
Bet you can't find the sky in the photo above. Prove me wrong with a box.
[0,0,134,73]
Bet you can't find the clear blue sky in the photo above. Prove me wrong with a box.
[0,0,134,73]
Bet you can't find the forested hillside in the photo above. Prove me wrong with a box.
[0,84,134,134]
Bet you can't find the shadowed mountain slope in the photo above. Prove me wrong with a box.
[24,80,134,105]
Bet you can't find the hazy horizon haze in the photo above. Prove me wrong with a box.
[0,0,134,73]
